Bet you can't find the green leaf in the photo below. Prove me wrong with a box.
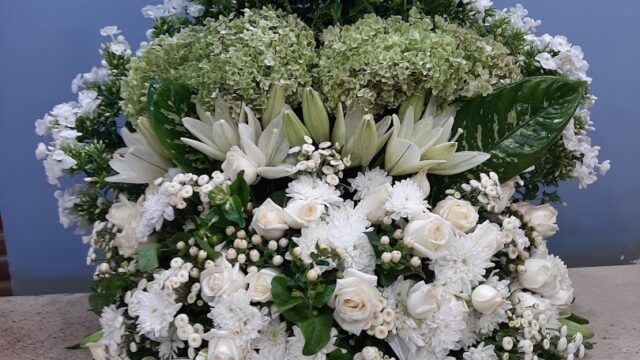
[269,190,287,207]
[222,195,246,227]
[195,236,221,260]
[560,318,595,339]
[313,284,336,307]
[567,313,590,325]
[147,77,212,173]
[454,76,588,180]
[271,276,313,323]
[328,349,352,360]
[89,292,116,315]
[67,330,103,350]
[299,313,334,356]
[137,243,161,273]
[229,171,250,208]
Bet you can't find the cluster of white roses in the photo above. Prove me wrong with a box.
[84,156,587,360]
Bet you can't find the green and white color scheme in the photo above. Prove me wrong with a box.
[35,1,609,359]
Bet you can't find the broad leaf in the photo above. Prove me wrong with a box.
[271,276,313,323]
[454,76,587,180]
[147,77,212,173]
[66,330,103,350]
[229,171,250,207]
[137,243,160,272]
[89,292,116,315]
[299,312,334,356]
[328,349,352,360]
[222,195,246,227]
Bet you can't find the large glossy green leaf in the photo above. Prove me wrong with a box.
[147,77,212,173]
[299,312,333,356]
[454,76,588,180]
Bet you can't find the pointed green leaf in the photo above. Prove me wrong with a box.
[299,312,333,356]
[67,330,103,350]
[88,292,117,315]
[454,76,588,180]
[229,171,250,207]
[147,77,213,173]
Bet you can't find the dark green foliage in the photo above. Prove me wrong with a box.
[453,76,588,182]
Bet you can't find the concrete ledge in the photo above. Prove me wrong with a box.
[0,266,638,359]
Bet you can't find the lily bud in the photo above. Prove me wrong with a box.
[422,142,458,160]
[301,87,330,143]
[332,103,346,146]
[346,114,378,167]
[398,89,426,123]
[283,110,310,147]
[262,85,286,127]
[138,116,169,158]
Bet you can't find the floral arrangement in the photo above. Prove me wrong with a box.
[35,1,610,360]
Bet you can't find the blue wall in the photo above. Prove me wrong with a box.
[0,1,638,295]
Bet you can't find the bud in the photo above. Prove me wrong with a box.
[283,110,310,147]
[398,89,426,123]
[332,103,346,146]
[471,284,503,314]
[262,85,286,127]
[345,114,377,167]
[301,87,330,143]
[421,141,458,161]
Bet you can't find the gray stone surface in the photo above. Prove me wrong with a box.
[0,266,638,359]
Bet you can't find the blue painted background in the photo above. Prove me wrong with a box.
[0,1,638,295]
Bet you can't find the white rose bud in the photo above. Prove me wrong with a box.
[472,221,504,255]
[406,281,440,319]
[328,269,381,335]
[433,197,479,233]
[511,203,559,238]
[221,146,258,185]
[284,199,325,228]
[204,331,245,360]
[356,184,391,224]
[245,268,279,303]
[403,212,455,259]
[251,199,289,240]
[199,258,246,303]
[471,284,503,314]
[518,258,560,295]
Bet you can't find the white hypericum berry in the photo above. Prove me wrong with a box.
[306,269,319,282]
[188,333,202,348]
[380,235,390,245]
[410,256,421,267]
[381,252,392,263]
[171,257,185,269]
[272,255,284,266]
[390,250,402,263]
[268,240,278,251]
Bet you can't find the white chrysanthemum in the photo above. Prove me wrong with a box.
[430,233,494,295]
[385,179,429,220]
[99,305,126,353]
[253,318,288,359]
[285,326,338,360]
[544,254,574,305]
[384,279,467,358]
[324,201,375,273]
[130,289,181,339]
[286,174,343,207]
[291,224,327,265]
[158,329,185,360]
[462,342,498,360]
[136,184,175,240]
[208,289,268,342]
[348,168,392,200]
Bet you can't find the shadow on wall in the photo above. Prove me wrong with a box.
[0,214,13,296]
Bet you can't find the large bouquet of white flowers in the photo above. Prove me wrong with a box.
[35,1,609,359]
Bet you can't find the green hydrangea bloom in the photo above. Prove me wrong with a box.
[121,8,317,123]
[316,12,521,113]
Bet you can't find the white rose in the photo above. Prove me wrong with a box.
[471,284,503,314]
[472,220,504,255]
[433,197,479,233]
[204,331,245,360]
[411,171,431,199]
[518,258,559,295]
[356,184,391,224]
[404,212,455,259]
[245,268,280,303]
[284,199,325,228]
[511,203,559,238]
[106,195,144,257]
[200,258,246,302]
[406,281,440,319]
[251,199,289,240]
[221,146,258,185]
[329,268,381,335]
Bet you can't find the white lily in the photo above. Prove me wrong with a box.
[333,104,393,167]
[384,98,490,176]
[180,99,240,161]
[224,105,296,182]
[106,128,173,184]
